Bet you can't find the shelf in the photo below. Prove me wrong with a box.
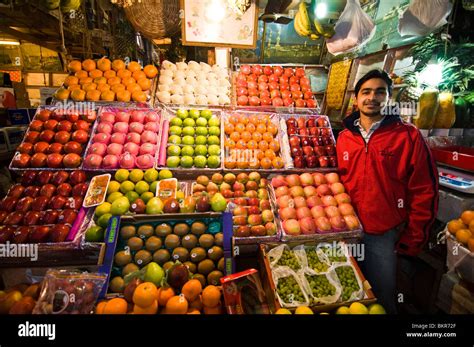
[120,212,224,222]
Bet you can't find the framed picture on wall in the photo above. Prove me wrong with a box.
[181,0,259,49]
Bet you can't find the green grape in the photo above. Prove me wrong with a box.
[305,274,336,299]
[321,245,347,263]
[305,248,329,273]
[335,266,360,302]
[276,276,305,304]
[276,249,301,271]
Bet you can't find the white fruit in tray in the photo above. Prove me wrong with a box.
[207,86,218,95]
[183,84,195,94]
[185,69,197,79]
[186,77,198,87]
[218,78,231,87]
[176,62,188,71]
[218,94,231,105]
[174,70,186,80]
[158,84,171,92]
[195,94,208,105]
[159,75,173,85]
[162,60,176,71]
[188,61,200,71]
[161,69,173,77]
[174,77,187,87]
[156,91,171,103]
[194,85,207,95]
[207,94,219,105]
[196,71,207,81]
[200,62,211,73]
[184,94,196,105]
[171,94,184,104]
[170,85,183,95]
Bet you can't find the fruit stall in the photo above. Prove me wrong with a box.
[0,0,472,321]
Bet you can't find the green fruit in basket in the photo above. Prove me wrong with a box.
[181,146,194,157]
[195,127,208,136]
[305,273,336,299]
[180,156,193,168]
[141,192,155,203]
[146,197,164,214]
[110,196,130,216]
[168,135,181,145]
[276,249,301,271]
[208,126,220,136]
[306,248,329,273]
[194,156,207,168]
[85,226,105,242]
[276,276,305,304]
[170,117,182,127]
[195,135,207,145]
[196,117,207,127]
[183,126,195,137]
[166,156,180,168]
[107,181,121,194]
[144,168,159,183]
[95,202,111,217]
[335,266,360,302]
[182,135,195,146]
[150,182,158,194]
[200,109,213,120]
[135,181,150,195]
[97,213,113,228]
[120,180,135,194]
[176,109,188,119]
[189,109,200,119]
[159,169,173,180]
[208,145,220,156]
[194,145,207,156]
[129,169,144,183]
[207,155,220,168]
[207,136,220,145]
[183,118,196,127]
[125,191,139,203]
[208,117,220,127]
[115,169,129,182]
[169,126,182,136]
[167,145,181,157]
[107,192,124,204]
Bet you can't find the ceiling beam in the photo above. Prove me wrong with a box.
[0,26,62,52]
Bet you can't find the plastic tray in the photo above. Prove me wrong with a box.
[431,145,474,173]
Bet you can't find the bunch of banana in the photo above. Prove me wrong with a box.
[313,16,336,39]
[294,2,320,40]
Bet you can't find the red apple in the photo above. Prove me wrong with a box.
[316,184,331,196]
[282,219,300,235]
[56,183,72,197]
[73,120,90,131]
[30,153,47,167]
[51,171,69,185]
[39,184,56,198]
[72,183,88,197]
[306,196,323,209]
[12,153,31,168]
[7,184,25,199]
[39,130,55,143]
[69,171,86,185]
[57,209,77,224]
[316,216,332,232]
[289,136,300,147]
[293,196,307,208]
[12,226,31,243]
[4,211,23,225]
[283,97,294,107]
[72,130,89,144]
[24,131,40,144]
[49,224,71,242]
[49,195,67,209]
[293,156,305,168]
[33,142,50,154]
[31,196,50,211]
[17,142,34,155]
[23,186,40,198]
[273,66,283,76]
[250,225,266,237]
[271,97,283,107]
[306,99,317,108]
[41,210,59,224]
[57,120,73,132]
[43,119,58,131]
[28,225,51,243]
[234,226,250,237]
[300,217,316,234]
[249,96,260,106]
[279,207,296,220]
[319,156,329,168]
[237,95,248,106]
[63,153,81,168]
[30,120,44,132]
[23,211,41,226]
[263,66,273,75]
[15,196,34,212]
[47,143,64,154]
[260,96,272,106]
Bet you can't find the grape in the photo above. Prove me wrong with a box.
[276,276,305,305]
[321,245,347,263]
[305,274,336,302]
[335,266,360,302]
[276,249,301,271]
[305,248,329,273]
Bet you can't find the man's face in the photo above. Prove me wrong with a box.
[356,78,389,117]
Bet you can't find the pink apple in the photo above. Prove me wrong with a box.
[130,110,146,123]
[119,152,135,169]
[84,154,102,169]
[97,122,113,134]
[129,122,144,134]
[107,143,123,156]
[123,142,139,156]
[100,112,115,123]
[135,154,154,169]
[110,132,127,145]
[126,132,141,144]
[89,142,107,157]
[144,122,159,132]
[102,154,119,169]
[140,143,156,155]
[145,112,158,123]
[115,112,130,123]
[141,131,157,144]
[113,122,129,134]
[93,132,110,144]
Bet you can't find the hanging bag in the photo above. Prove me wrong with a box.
[398,0,453,37]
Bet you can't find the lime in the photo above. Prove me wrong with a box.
[176,109,188,119]
[168,135,181,145]
[95,202,111,217]
[200,109,213,120]
[129,169,144,183]
[141,192,155,203]
[149,181,158,195]
[196,117,207,127]
[169,126,182,136]
[194,145,207,156]
[115,169,129,182]
[195,135,207,145]
[181,146,194,157]
[85,226,104,242]
[125,191,139,203]
[166,156,180,168]
[194,156,207,168]
[189,109,200,119]
[144,168,159,183]
[183,118,196,127]
[208,116,220,127]
[207,135,220,145]
[97,213,112,228]
[158,169,173,180]
[107,181,121,194]
[208,144,220,156]
[208,126,220,136]
[182,135,195,146]
[167,145,181,156]
[195,127,208,136]
[182,126,195,137]
[170,117,183,126]
[180,156,193,168]
[135,181,150,195]
[120,180,135,194]
[207,155,220,168]
[107,191,123,204]
[110,196,130,215]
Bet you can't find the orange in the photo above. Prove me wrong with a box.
[132,70,146,81]
[230,132,240,142]
[247,140,258,150]
[68,84,81,91]
[86,90,101,101]
[157,286,175,306]
[468,238,474,252]
[237,160,248,169]
[111,84,126,93]
[265,149,276,160]
[225,139,236,149]
[256,149,265,160]
[447,219,466,235]
[121,76,136,86]
[470,220,474,233]
[71,89,86,101]
[201,285,221,308]
[269,140,280,152]
[258,140,269,151]
[235,123,245,133]
[236,140,247,150]
[203,305,222,314]
[252,132,262,142]
[107,77,122,86]
[272,157,284,169]
[228,115,239,125]
[67,60,82,73]
[267,123,278,135]
[187,309,201,314]
[101,90,115,101]
[165,295,188,314]
[248,158,260,170]
[117,69,132,79]
[461,211,474,226]
[82,82,97,92]
[75,70,88,79]
[133,282,159,308]
[259,114,270,124]
[89,69,103,79]
[249,115,259,125]
[82,59,96,72]
[224,160,236,169]
[132,91,147,102]
[133,300,158,314]
[127,61,142,73]
[181,279,203,302]
[117,90,131,102]
[97,57,111,71]
[137,78,152,91]
[127,83,142,93]
[95,301,107,314]
[103,70,116,79]
[189,296,203,311]
[256,124,267,134]
[246,123,256,133]
[112,59,126,71]
[79,77,93,85]
[260,157,272,169]
[103,298,128,314]
[238,114,249,125]
[97,84,111,92]
[456,229,472,245]
[143,65,158,79]
[94,77,107,85]
[224,123,234,135]
[64,76,79,87]
[241,131,252,142]
[54,88,70,100]
[262,132,274,143]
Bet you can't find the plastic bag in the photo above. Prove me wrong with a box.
[33,270,107,314]
[326,0,376,55]
[317,242,351,266]
[272,267,310,308]
[333,263,364,302]
[398,0,452,37]
[300,267,342,305]
[267,244,304,272]
[300,246,331,273]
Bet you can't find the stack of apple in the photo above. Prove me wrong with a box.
[235,65,317,108]
[0,170,88,244]
[12,108,97,169]
[271,172,361,236]
[286,116,337,169]
[84,108,160,170]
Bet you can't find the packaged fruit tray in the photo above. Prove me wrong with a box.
[157,106,224,171]
[268,173,363,243]
[233,64,319,109]
[279,114,337,170]
[0,170,89,246]
[9,105,98,171]
[82,106,162,171]
[222,110,288,171]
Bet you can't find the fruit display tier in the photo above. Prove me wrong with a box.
[269,173,363,242]
[158,107,224,170]
[82,107,162,170]
[10,106,98,170]
[234,64,318,109]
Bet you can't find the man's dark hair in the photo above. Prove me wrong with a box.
[354,69,393,97]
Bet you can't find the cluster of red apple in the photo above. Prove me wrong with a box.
[271,173,361,236]
[0,170,87,244]
[236,65,317,108]
[286,116,336,169]
[12,108,96,169]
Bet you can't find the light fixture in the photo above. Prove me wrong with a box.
[419,63,443,87]
[315,2,328,19]
[206,0,226,23]
[0,40,20,46]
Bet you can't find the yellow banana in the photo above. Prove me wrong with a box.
[310,33,320,40]
[298,2,311,32]
[314,17,336,38]
[294,11,311,37]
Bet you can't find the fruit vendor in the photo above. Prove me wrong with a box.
[336,69,439,314]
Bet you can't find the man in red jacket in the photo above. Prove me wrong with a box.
[336,70,439,314]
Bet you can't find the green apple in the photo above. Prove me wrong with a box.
[125,191,139,203]
[207,155,220,168]
[169,126,182,136]
[207,135,220,145]
[196,117,207,127]
[146,197,163,214]
[168,135,181,145]
[195,145,207,156]
[167,156,180,168]
[195,135,207,145]
[170,117,182,126]
[208,144,220,156]
[120,180,135,194]
[194,155,207,168]
[208,116,220,127]
[141,191,154,203]
[114,169,129,182]
[144,168,159,183]
[159,170,173,179]
[200,109,213,120]
[182,126,195,137]
[144,262,164,287]
[180,156,193,168]
[181,146,194,157]
[189,109,200,119]
[183,118,196,127]
[196,127,208,136]
[135,181,150,195]
[149,181,158,194]
[167,145,181,156]
[208,126,220,136]
[176,109,188,119]
[182,135,195,146]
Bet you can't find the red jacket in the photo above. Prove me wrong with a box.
[336,112,439,256]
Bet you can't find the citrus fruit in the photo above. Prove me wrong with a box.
[135,181,150,195]
[181,279,202,302]
[295,306,313,314]
[103,298,128,314]
[85,226,104,242]
[133,282,159,308]
[275,308,292,314]
[144,168,159,183]
[368,303,386,314]
[335,306,350,314]
[455,229,472,245]
[115,169,129,182]
[97,213,112,229]
[165,295,188,314]
[158,286,175,306]
[95,202,112,217]
[447,219,465,234]
[107,191,123,204]
[349,302,368,314]
[201,285,221,308]
[129,169,144,183]
[120,180,135,194]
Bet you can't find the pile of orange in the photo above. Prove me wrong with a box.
[447,210,474,252]
[224,113,284,170]
[55,57,158,102]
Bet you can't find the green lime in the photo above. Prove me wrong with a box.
[183,118,196,127]
[120,180,135,194]
[129,169,144,183]
[125,191,139,203]
[189,109,200,119]
[208,126,220,136]
[144,168,159,183]
[176,109,188,119]
[195,127,208,136]
[182,135,195,146]
[208,144,220,156]
[167,145,181,156]
[85,226,105,242]
[166,156,180,168]
[135,181,150,195]
[208,116,220,127]
[181,146,194,157]
[97,213,112,228]
[107,191,123,204]
[207,135,220,145]
[168,135,181,145]
[169,126,182,136]
[207,155,220,168]
[95,202,111,217]
[200,109,213,120]
[196,117,207,127]
[194,156,207,168]
[195,145,207,156]
[141,192,155,203]
[180,156,193,168]
[107,181,121,194]
[149,181,158,195]
[170,117,183,126]
[158,169,173,180]
[195,135,207,145]
[182,126,195,137]
[115,169,129,182]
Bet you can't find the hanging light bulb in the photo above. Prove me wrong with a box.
[315,2,328,19]
[419,63,443,87]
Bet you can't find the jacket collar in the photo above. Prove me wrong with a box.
[343,110,401,133]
